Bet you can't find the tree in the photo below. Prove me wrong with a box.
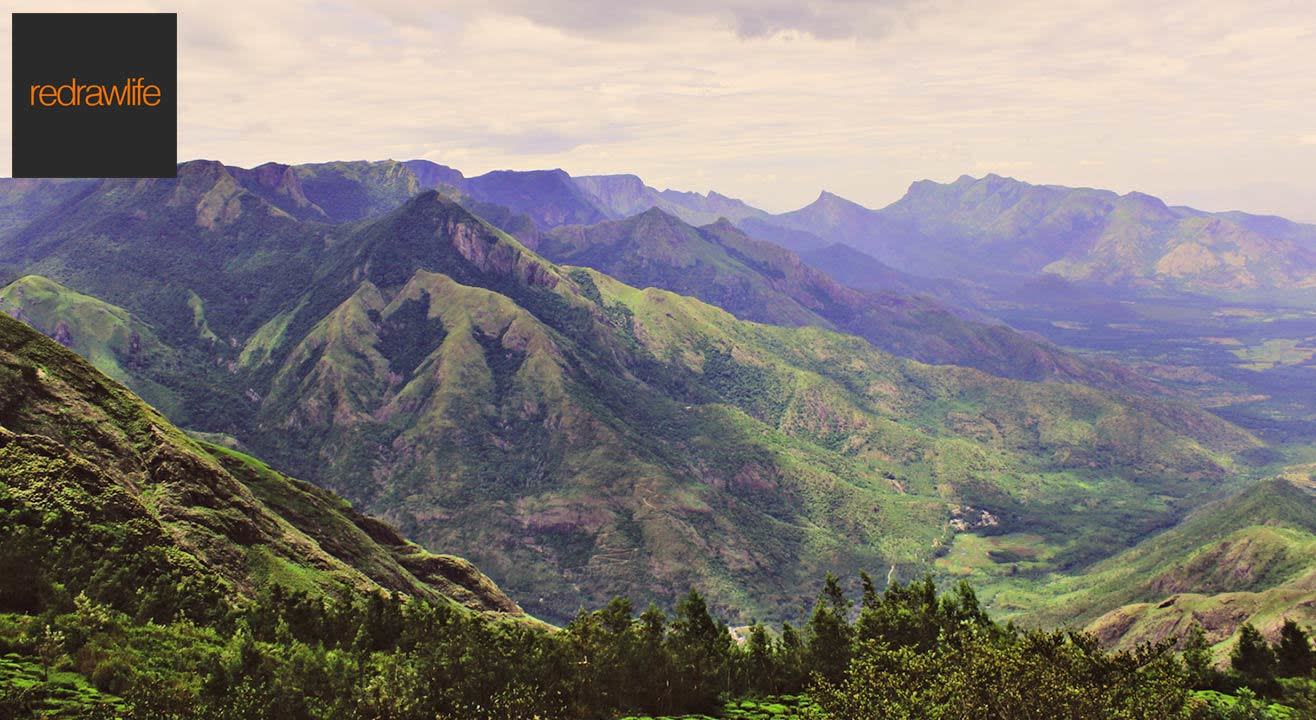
[1182,624,1217,689]
[813,628,1190,720]
[667,589,731,713]
[738,623,776,696]
[859,571,880,611]
[1231,624,1275,681]
[776,622,807,693]
[945,580,990,628]
[565,596,637,713]
[632,604,672,714]
[1275,619,1314,678]
[36,624,65,682]
[855,575,943,651]
[806,573,852,684]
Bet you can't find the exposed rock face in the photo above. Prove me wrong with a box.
[230,162,328,221]
[445,213,558,289]
[405,159,467,190]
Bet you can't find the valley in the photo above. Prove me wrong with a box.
[990,289,1316,445]
[0,160,1278,630]
[4,1,1315,714]
[0,158,1314,718]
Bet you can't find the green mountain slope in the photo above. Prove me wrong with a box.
[0,311,521,618]
[243,191,1257,622]
[0,162,1268,626]
[1076,474,1316,653]
[955,471,1316,656]
[0,275,184,413]
[0,179,93,243]
[292,160,421,222]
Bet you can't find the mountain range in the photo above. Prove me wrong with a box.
[534,206,1151,389]
[0,157,1310,648]
[768,175,1316,294]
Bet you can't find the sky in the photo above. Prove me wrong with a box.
[3,0,1316,220]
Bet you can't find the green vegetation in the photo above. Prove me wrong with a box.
[0,275,184,414]
[5,566,1308,719]
[619,695,817,719]
[1,168,1314,717]
[290,160,420,222]
[1232,338,1316,371]
[0,162,1273,633]
[1,306,1228,719]
[946,474,1316,657]
[0,312,520,620]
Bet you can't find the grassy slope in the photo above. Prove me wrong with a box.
[0,312,521,616]
[950,471,1316,656]
[237,190,1257,623]
[0,274,184,416]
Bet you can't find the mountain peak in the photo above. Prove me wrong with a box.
[631,206,690,232]
[245,161,295,187]
[705,216,739,232]
[172,159,236,189]
[466,168,610,228]
[1113,190,1175,221]
[595,173,646,188]
[476,168,573,184]
[404,159,466,189]
[177,158,228,172]
[809,189,870,212]
[636,205,674,220]
[1120,190,1169,208]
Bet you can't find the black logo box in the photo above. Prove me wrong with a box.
[11,13,176,178]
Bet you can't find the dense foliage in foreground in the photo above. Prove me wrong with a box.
[0,266,1308,720]
[5,571,1312,719]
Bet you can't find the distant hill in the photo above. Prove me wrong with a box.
[0,178,94,241]
[1041,473,1316,657]
[760,175,1316,293]
[539,207,1153,390]
[404,158,467,190]
[462,169,610,228]
[575,173,770,227]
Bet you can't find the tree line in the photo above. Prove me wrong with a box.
[3,571,1314,718]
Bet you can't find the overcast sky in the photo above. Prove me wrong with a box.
[3,0,1315,220]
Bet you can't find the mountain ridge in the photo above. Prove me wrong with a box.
[763,174,1316,293]
[537,206,1160,391]
[0,310,522,618]
[0,159,1274,628]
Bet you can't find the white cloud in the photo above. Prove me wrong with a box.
[2,0,1315,221]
